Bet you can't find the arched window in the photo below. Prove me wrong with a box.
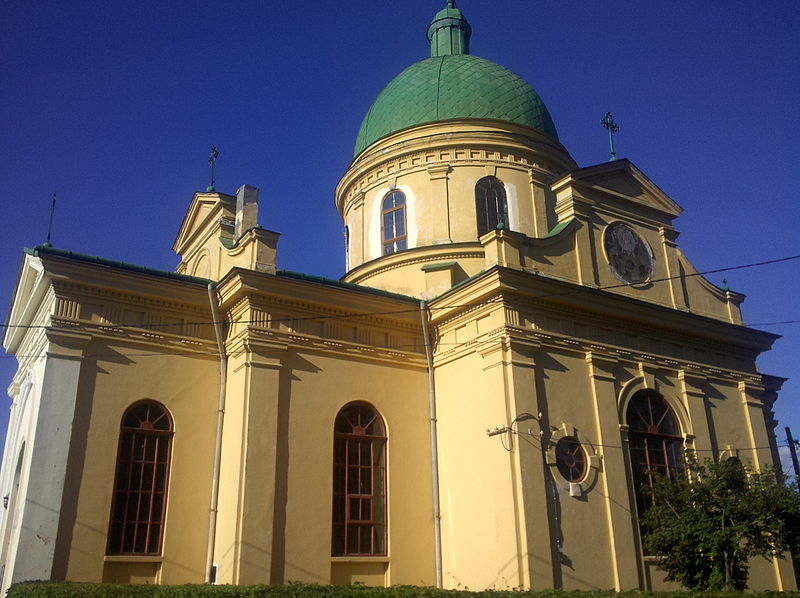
[475,176,508,236]
[626,390,683,516]
[107,401,173,555]
[381,190,407,255]
[332,402,387,556]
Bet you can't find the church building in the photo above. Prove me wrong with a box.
[0,2,794,592]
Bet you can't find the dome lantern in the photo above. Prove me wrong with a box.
[427,0,472,57]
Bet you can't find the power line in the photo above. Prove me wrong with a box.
[3,315,800,361]
[499,427,794,453]
[2,253,799,333]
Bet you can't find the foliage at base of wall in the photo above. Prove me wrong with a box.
[6,583,799,598]
[640,457,800,592]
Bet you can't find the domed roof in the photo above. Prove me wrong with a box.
[353,1,558,157]
[354,54,559,156]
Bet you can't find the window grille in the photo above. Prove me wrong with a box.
[107,400,173,555]
[332,402,387,556]
[475,177,508,236]
[626,390,683,517]
[555,437,588,482]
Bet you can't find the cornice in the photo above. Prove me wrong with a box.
[218,269,421,331]
[424,267,772,373]
[496,267,775,348]
[50,279,208,317]
[226,325,426,370]
[431,323,766,387]
[337,122,576,213]
[344,244,484,287]
[46,317,217,357]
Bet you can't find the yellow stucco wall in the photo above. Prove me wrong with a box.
[1,100,793,592]
[65,345,218,584]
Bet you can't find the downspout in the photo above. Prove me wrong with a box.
[205,283,227,583]
[420,300,443,588]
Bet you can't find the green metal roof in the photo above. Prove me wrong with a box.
[353,54,559,157]
[26,245,212,285]
[353,3,557,157]
[427,1,471,58]
[276,270,418,303]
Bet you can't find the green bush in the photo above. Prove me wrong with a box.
[6,583,800,598]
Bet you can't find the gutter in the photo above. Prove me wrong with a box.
[205,283,228,583]
[420,300,443,588]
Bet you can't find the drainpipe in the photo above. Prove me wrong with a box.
[205,283,228,583]
[420,300,443,588]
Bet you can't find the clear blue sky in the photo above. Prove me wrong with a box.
[2,1,798,472]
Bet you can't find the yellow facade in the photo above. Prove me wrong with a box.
[0,2,795,593]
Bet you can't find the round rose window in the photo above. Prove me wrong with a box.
[603,222,653,284]
[555,437,588,482]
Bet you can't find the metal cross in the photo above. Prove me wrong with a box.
[207,145,220,192]
[45,193,57,246]
[600,112,619,161]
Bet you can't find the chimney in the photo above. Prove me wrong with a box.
[235,184,259,241]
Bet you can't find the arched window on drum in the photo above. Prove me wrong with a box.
[475,176,508,236]
[381,190,407,255]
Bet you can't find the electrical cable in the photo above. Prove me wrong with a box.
[1,252,798,332]
[2,311,800,360]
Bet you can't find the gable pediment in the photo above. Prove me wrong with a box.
[3,253,50,353]
[559,159,683,220]
[172,191,235,256]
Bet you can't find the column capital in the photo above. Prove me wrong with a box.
[586,351,618,380]
[427,164,452,180]
[44,328,91,360]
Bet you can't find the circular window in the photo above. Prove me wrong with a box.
[555,437,588,482]
[603,222,653,284]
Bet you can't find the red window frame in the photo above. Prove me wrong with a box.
[555,437,588,482]
[381,190,407,255]
[107,400,173,555]
[332,402,387,556]
[626,390,683,517]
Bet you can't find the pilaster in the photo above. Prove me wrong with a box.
[353,192,366,268]
[529,171,548,238]
[215,337,286,585]
[737,380,773,468]
[506,339,559,590]
[678,370,712,454]
[658,227,687,310]
[585,352,642,590]
[11,329,89,586]
[488,337,555,589]
[427,164,452,244]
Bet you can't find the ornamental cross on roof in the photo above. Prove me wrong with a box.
[207,145,220,192]
[45,192,56,247]
[600,112,620,161]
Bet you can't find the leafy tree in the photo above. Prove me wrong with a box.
[640,455,800,591]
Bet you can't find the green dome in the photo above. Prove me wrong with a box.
[353,54,559,157]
